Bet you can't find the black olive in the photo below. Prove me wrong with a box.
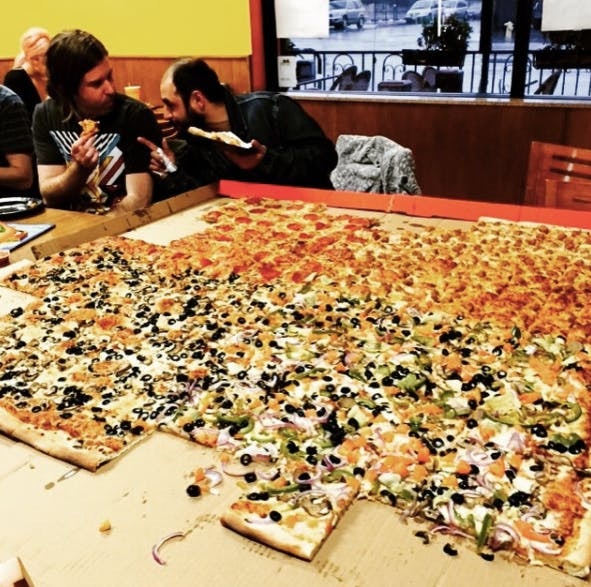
[443,543,458,556]
[531,423,547,438]
[414,530,430,545]
[240,453,253,466]
[480,552,495,561]
[269,510,282,522]
[244,472,257,483]
[186,484,201,497]
[451,492,465,505]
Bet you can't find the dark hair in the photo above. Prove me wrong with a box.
[169,58,226,108]
[46,29,108,119]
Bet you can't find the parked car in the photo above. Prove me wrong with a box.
[404,0,440,24]
[443,0,469,20]
[329,0,366,30]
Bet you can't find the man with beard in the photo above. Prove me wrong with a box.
[32,29,161,214]
[137,58,337,196]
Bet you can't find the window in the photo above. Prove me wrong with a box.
[269,0,590,99]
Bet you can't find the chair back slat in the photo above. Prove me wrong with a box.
[544,179,591,210]
[525,141,591,206]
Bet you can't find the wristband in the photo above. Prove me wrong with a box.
[157,148,177,173]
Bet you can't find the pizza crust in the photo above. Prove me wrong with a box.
[220,507,325,561]
[187,126,253,150]
[0,409,142,472]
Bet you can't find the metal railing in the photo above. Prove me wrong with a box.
[290,49,591,98]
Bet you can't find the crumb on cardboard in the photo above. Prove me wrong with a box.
[99,519,112,533]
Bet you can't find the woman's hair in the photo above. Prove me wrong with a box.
[46,29,108,118]
[168,58,226,108]
[14,27,50,68]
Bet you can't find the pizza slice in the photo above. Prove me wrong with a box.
[79,118,99,136]
[187,126,253,150]
[0,221,27,244]
[221,472,360,560]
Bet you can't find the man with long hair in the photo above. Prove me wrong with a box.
[32,29,161,214]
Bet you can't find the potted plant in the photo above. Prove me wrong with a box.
[402,15,472,67]
[533,30,591,69]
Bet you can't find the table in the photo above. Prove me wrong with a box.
[7,208,108,264]
[0,184,587,587]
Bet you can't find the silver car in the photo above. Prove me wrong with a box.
[405,0,441,24]
[329,0,366,30]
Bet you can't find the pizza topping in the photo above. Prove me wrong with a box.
[151,531,185,565]
[1,198,591,575]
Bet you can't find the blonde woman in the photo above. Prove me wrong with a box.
[3,27,50,120]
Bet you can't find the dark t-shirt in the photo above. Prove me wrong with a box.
[33,94,161,213]
[0,85,34,199]
[3,68,40,121]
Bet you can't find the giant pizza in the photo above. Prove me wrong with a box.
[1,196,591,577]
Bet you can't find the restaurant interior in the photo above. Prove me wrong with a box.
[2,0,590,205]
[1,2,591,586]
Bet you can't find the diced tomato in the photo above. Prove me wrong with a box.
[455,460,472,475]
[519,391,542,404]
[513,519,553,543]
[379,455,414,478]
[487,457,505,477]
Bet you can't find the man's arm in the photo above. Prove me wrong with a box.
[0,153,33,191]
[236,94,338,189]
[112,172,153,213]
[37,131,98,208]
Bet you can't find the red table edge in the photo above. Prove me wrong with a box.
[218,180,591,230]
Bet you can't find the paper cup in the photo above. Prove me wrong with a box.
[124,85,141,100]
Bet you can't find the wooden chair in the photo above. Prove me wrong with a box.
[544,179,591,210]
[525,141,591,206]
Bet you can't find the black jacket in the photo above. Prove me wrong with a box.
[160,88,337,197]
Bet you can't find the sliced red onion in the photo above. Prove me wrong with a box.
[464,446,493,467]
[152,531,185,565]
[221,461,256,477]
[216,428,242,450]
[506,431,526,452]
[257,414,295,430]
[529,540,563,555]
[205,467,223,490]
[430,524,473,539]
[257,466,280,480]
[489,523,519,551]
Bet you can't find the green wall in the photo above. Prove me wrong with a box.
[1,0,251,58]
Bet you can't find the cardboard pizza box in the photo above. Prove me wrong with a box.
[0,185,588,587]
[30,182,219,259]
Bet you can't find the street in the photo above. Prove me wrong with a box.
[287,19,591,97]
[290,19,546,54]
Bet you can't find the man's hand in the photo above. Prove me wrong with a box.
[137,136,176,178]
[222,139,267,171]
[71,133,99,170]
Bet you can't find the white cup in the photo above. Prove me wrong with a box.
[124,85,141,100]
